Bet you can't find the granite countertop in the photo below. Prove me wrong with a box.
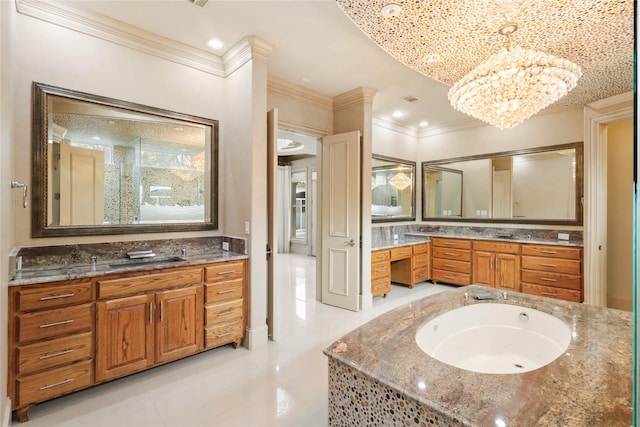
[9,250,248,286]
[324,285,632,426]
[371,232,583,250]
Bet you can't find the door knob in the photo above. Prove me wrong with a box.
[346,239,356,247]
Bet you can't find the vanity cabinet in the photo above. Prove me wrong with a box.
[204,261,246,348]
[412,243,431,285]
[521,244,583,302]
[95,268,205,382]
[371,249,391,297]
[431,238,472,285]
[472,241,521,291]
[8,281,95,422]
[8,259,247,422]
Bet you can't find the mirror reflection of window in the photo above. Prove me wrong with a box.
[371,155,416,222]
[291,170,307,242]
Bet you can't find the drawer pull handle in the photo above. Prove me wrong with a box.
[217,270,236,275]
[39,319,73,329]
[376,268,386,273]
[541,263,557,268]
[40,349,74,359]
[217,289,235,294]
[376,255,385,259]
[218,309,235,316]
[39,378,74,390]
[541,291,557,296]
[417,273,426,278]
[443,252,457,257]
[444,275,455,279]
[444,264,455,268]
[39,293,75,301]
[216,332,235,338]
[444,242,455,246]
[540,277,558,282]
[540,250,557,254]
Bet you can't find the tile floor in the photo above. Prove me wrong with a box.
[16,254,453,427]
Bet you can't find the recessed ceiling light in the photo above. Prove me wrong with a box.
[207,39,224,50]
[424,53,440,63]
[419,121,429,127]
[302,77,311,83]
[380,3,402,18]
[392,111,404,118]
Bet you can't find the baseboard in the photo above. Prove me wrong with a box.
[607,296,633,312]
[2,398,11,427]
[244,324,268,350]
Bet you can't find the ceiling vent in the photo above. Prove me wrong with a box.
[187,0,208,7]
[403,96,419,103]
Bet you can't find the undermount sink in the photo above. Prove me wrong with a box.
[109,256,184,268]
[415,303,571,374]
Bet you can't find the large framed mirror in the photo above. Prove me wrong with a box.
[372,154,416,223]
[422,142,583,225]
[32,82,218,237]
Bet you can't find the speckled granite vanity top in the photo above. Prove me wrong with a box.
[324,286,632,425]
[9,236,247,286]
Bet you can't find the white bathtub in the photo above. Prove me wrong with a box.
[415,302,571,374]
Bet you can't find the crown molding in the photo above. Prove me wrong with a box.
[372,115,419,138]
[16,0,227,76]
[333,87,377,111]
[587,91,633,114]
[267,77,333,111]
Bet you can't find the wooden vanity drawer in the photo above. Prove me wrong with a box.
[473,240,520,255]
[371,277,391,296]
[521,283,581,303]
[521,256,581,275]
[97,268,203,298]
[205,321,243,349]
[390,247,412,260]
[17,332,93,375]
[432,238,471,250]
[432,258,471,274]
[205,261,245,283]
[16,360,93,408]
[205,299,243,326]
[371,262,390,279]
[521,245,582,260]
[412,268,429,283]
[413,244,429,255]
[521,270,581,290]
[205,280,244,304]
[371,250,390,262]
[431,269,471,285]
[16,283,93,312]
[413,254,429,268]
[17,303,93,343]
[432,247,472,262]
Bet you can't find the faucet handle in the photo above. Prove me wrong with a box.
[502,291,508,300]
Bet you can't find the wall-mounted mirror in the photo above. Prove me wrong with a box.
[32,82,218,237]
[372,154,416,223]
[421,142,583,225]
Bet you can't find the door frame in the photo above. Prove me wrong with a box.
[583,92,633,306]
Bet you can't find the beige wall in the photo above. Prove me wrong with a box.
[606,118,633,311]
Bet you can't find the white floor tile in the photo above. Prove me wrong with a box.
[13,253,452,427]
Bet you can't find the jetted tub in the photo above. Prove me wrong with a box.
[415,302,571,374]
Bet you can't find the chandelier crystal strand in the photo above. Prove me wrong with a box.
[448,24,582,129]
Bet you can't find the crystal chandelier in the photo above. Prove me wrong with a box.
[448,22,582,129]
[389,172,412,191]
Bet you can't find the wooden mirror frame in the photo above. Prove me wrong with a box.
[31,82,219,237]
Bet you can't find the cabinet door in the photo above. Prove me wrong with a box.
[495,253,521,291]
[472,251,493,287]
[156,286,204,364]
[95,294,155,383]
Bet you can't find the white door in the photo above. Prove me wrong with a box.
[321,131,361,311]
[266,109,278,340]
[59,144,104,225]
[492,170,511,218]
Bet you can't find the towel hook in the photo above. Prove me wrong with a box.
[11,181,28,208]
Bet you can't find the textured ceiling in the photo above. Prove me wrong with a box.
[336,0,634,107]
